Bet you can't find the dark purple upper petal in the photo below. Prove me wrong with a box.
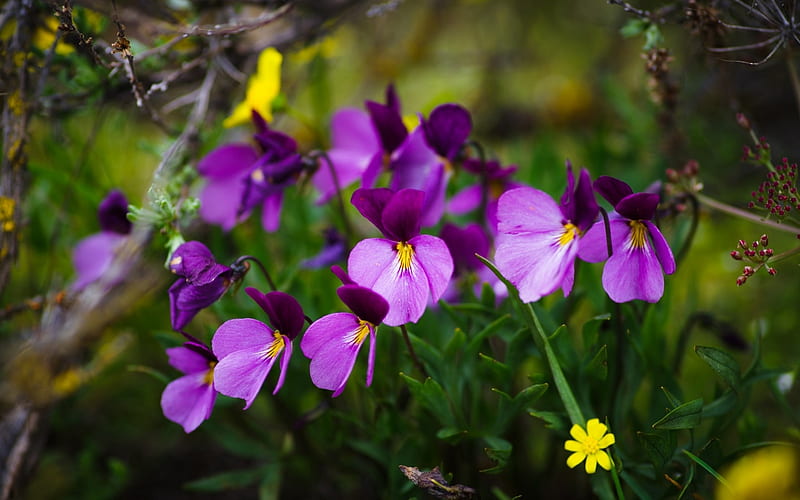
[330,265,356,285]
[245,288,305,339]
[169,277,230,331]
[337,284,389,326]
[365,88,407,154]
[560,166,599,231]
[98,190,132,235]
[253,128,298,159]
[381,188,424,241]
[462,158,518,179]
[440,223,490,274]
[422,104,472,160]
[593,176,634,207]
[351,187,395,235]
[616,192,659,221]
[169,241,231,285]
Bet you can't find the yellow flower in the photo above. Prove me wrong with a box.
[223,47,282,128]
[564,418,616,474]
[717,446,800,500]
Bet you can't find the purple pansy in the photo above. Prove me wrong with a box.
[161,340,218,433]
[198,111,304,232]
[168,241,236,331]
[494,165,599,303]
[448,159,523,232]
[300,227,347,269]
[578,176,676,303]
[212,288,304,408]
[72,190,132,290]
[348,188,453,326]
[390,104,472,227]
[313,85,407,204]
[301,279,390,397]
[440,222,506,302]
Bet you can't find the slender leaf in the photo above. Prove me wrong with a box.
[652,398,703,430]
[695,346,741,390]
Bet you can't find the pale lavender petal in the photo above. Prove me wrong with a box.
[199,175,250,231]
[72,232,125,290]
[161,372,217,433]
[166,346,210,375]
[447,185,482,215]
[260,191,282,232]
[577,220,612,263]
[419,163,449,228]
[212,318,274,359]
[301,313,363,395]
[390,127,439,191]
[366,326,377,387]
[214,348,279,408]
[300,312,358,358]
[331,108,380,153]
[348,238,429,326]
[497,187,564,235]
[645,221,676,275]
[602,230,665,303]
[410,235,454,302]
[197,144,258,179]
[313,149,378,204]
[495,227,579,303]
[273,339,292,395]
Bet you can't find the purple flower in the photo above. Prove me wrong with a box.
[390,104,472,227]
[300,227,347,269]
[168,241,236,331]
[161,340,218,433]
[448,159,522,232]
[212,288,304,408]
[578,176,676,303]
[348,188,454,326]
[301,283,389,397]
[440,223,506,302]
[494,165,599,303]
[198,111,303,232]
[313,85,407,204]
[72,190,132,290]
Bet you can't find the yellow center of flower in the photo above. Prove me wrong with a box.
[345,320,372,346]
[629,220,647,249]
[202,361,217,386]
[580,436,600,455]
[558,223,580,246]
[251,169,265,182]
[265,331,285,359]
[396,241,414,270]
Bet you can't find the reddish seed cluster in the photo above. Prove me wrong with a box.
[732,234,776,286]
[748,157,800,218]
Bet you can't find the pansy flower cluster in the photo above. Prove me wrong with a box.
[66,81,676,435]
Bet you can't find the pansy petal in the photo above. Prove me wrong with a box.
[214,349,278,408]
[602,234,664,303]
[166,346,211,375]
[301,312,360,359]
[645,221,676,275]
[245,289,305,339]
[566,452,586,469]
[313,148,377,204]
[273,339,292,395]
[577,220,613,263]
[366,99,407,153]
[161,372,216,433]
[197,144,258,179]
[72,232,125,290]
[351,188,395,235]
[97,190,131,235]
[596,450,612,471]
[337,285,389,326]
[440,223,490,274]
[365,326,377,387]
[593,175,633,207]
[419,163,449,228]
[422,103,472,159]
[411,234,454,302]
[199,175,249,231]
[497,187,564,234]
[389,127,439,192]
[381,188,424,242]
[616,192,659,221]
[212,318,275,359]
[260,191,283,232]
[331,108,380,153]
[447,185,482,215]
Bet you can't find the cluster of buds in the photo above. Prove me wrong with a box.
[731,234,776,286]
[663,159,703,212]
[741,136,773,165]
[643,48,678,112]
[747,157,800,220]
[684,0,726,45]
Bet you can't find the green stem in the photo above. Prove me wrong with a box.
[694,193,800,234]
[610,457,626,500]
[399,324,427,377]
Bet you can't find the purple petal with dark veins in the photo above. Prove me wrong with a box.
[601,226,665,303]
[213,346,280,408]
[161,371,216,433]
[212,318,274,359]
[644,220,676,275]
[301,312,366,397]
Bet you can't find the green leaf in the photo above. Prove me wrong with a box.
[637,432,675,470]
[660,386,683,409]
[400,373,456,428]
[443,328,467,359]
[478,352,512,381]
[585,344,608,380]
[482,436,512,473]
[528,410,569,432]
[466,314,512,355]
[702,390,738,418]
[491,383,549,434]
[682,449,730,490]
[652,398,704,430]
[185,465,272,492]
[695,346,741,390]
[643,24,664,50]
[436,427,467,442]
[620,18,648,38]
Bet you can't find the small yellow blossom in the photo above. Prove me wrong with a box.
[223,47,282,128]
[564,418,616,474]
[717,446,800,500]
